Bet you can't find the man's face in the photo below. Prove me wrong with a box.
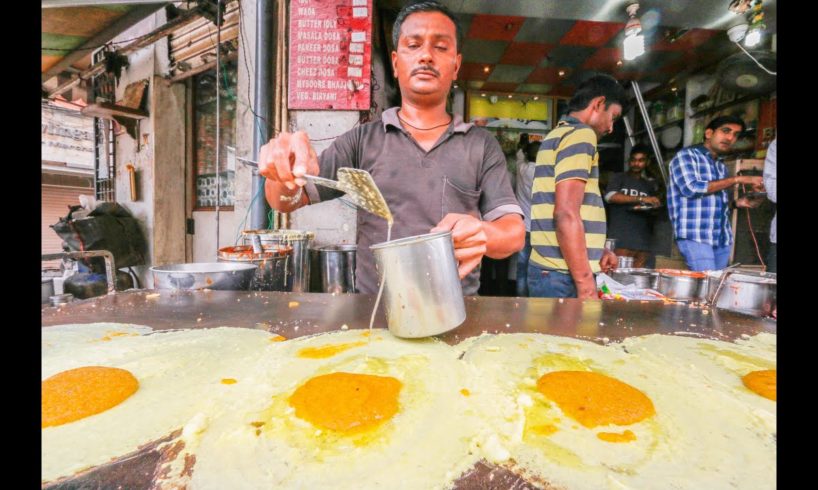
[628,152,649,173]
[391,11,461,101]
[587,98,622,139]
[704,123,742,155]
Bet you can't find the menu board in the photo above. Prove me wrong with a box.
[288,0,372,110]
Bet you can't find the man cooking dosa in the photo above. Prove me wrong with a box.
[257,0,525,295]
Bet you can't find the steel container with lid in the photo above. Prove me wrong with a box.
[704,270,776,317]
[656,269,707,301]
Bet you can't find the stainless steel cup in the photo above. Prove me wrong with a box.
[617,256,634,268]
[370,231,466,338]
[320,245,357,293]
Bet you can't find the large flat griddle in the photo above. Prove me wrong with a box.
[42,290,776,489]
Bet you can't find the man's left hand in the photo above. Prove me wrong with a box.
[432,213,487,279]
[600,249,618,273]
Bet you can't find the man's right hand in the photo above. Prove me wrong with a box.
[642,196,661,207]
[258,131,320,190]
[574,276,597,299]
[736,175,764,192]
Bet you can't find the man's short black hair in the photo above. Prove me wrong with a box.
[629,144,651,159]
[392,1,462,52]
[567,74,627,113]
[706,115,745,133]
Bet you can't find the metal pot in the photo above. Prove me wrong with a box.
[704,270,776,317]
[218,245,292,291]
[656,270,706,301]
[242,229,315,292]
[370,231,465,338]
[150,263,258,291]
[611,268,658,289]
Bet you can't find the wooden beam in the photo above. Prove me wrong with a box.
[47,7,204,99]
[43,0,167,7]
[81,102,149,119]
[42,3,167,83]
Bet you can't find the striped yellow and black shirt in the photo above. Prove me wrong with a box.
[530,116,606,273]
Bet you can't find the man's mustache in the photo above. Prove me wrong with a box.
[411,66,440,77]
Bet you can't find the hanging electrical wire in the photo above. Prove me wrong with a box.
[215,0,223,254]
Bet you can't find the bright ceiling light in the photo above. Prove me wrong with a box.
[623,3,645,61]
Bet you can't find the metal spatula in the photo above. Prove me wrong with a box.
[228,147,392,222]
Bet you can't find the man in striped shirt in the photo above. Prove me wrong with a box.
[528,75,623,298]
[667,115,764,271]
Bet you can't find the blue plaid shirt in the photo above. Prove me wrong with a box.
[667,145,732,246]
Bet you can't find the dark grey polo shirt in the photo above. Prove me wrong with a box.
[305,107,523,295]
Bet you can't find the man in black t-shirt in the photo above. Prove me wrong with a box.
[604,145,661,268]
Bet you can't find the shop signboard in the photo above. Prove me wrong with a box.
[41,103,95,169]
[288,0,372,110]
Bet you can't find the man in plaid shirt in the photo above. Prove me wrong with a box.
[667,115,764,271]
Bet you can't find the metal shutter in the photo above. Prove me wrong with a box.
[42,184,93,269]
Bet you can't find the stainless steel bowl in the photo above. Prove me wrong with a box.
[150,263,258,291]
[704,270,776,317]
[611,268,658,289]
[657,270,706,301]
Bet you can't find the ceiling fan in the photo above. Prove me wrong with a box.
[717,24,776,95]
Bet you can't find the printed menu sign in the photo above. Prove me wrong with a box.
[288,0,372,110]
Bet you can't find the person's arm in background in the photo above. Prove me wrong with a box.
[763,139,777,204]
[669,150,762,197]
[604,173,660,206]
[554,179,596,297]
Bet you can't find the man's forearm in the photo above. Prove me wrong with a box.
[264,179,309,213]
[483,214,525,259]
[706,176,738,194]
[554,211,594,284]
[608,193,642,204]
